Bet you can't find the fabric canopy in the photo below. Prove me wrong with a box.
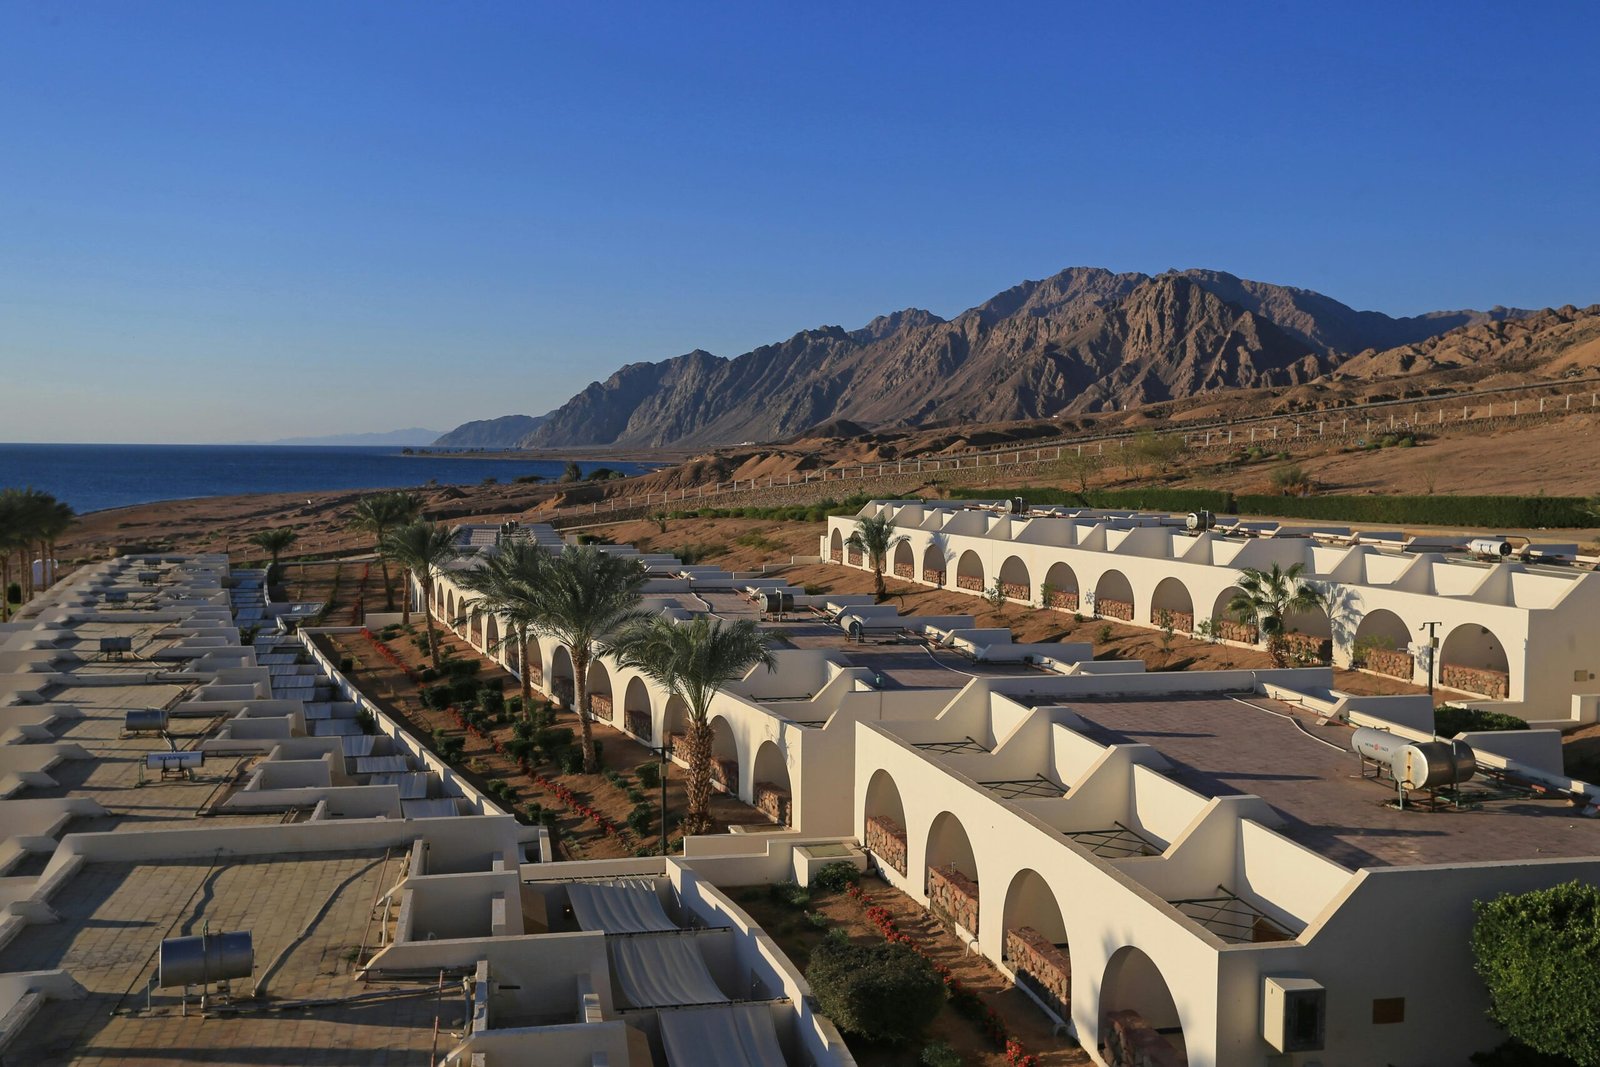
[660,1003,788,1067]
[609,934,728,1008]
[568,878,678,934]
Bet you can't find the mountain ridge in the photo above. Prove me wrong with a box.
[517,267,1538,450]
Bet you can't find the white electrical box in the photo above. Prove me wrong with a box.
[1264,975,1326,1052]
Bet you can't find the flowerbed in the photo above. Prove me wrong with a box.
[847,883,1040,1067]
[361,628,420,685]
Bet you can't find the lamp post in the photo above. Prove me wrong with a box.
[652,738,673,856]
[1418,621,1442,695]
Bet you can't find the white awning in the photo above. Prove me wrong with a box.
[609,934,727,1008]
[660,1003,788,1067]
[568,879,678,934]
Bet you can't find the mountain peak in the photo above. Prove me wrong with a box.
[512,267,1548,450]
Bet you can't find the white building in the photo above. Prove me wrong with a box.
[826,500,1600,722]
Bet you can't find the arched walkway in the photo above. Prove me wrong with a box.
[503,630,520,677]
[955,550,985,593]
[1352,608,1414,677]
[1093,570,1135,622]
[1440,623,1512,699]
[921,544,947,586]
[445,590,456,629]
[1002,869,1071,1023]
[925,811,980,936]
[469,610,483,648]
[708,715,740,795]
[1210,585,1255,643]
[1283,601,1333,664]
[587,661,615,723]
[998,555,1032,603]
[663,694,691,749]
[1099,946,1185,1063]
[549,646,575,708]
[1043,561,1079,611]
[892,540,916,581]
[829,528,844,563]
[523,638,543,687]
[623,677,653,742]
[1149,577,1195,632]
[485,615,501,660]
[752,740,792,826]
[863,769,910,875]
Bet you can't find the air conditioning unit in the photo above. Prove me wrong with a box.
[1263,975,1325,1052]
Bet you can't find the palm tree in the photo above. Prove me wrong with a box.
[845,513,909,601]
[1227,563,1327,668]
[457,540,545,714]
[0,488,71,617]
[609,615,774,837]
[380,521,459,667]
[248,528,299,582]
[352,491,423,610]
[523,545,648,772]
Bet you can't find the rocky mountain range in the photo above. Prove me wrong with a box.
[432,413,549,448]
[508,267,1538,449]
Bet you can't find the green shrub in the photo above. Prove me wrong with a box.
[419,666,439,682]
[356,710,376,735]
[810,861,861,892]
[806,938,944,1045]
[1473,881,1600,1064]
[768,880,811,909]
[1097,624,1114,644]
[338,656,355,674]
[626,787,647,805]
[635,762,661,788]
[627,803,654,836]
[920,1042,963,1067]
[1234,492,1592,528]
[421,685,452,710]
[557,747,584,774]
[948,485,1231,513]
[1471,1038,1582,1066]
[506,694,522,715]
[1437,705,1531,736]
[805,910,831,930]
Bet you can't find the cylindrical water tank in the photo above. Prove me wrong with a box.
[1186,511,1215,532]
[1469,538,1513,558]
[125,709,169,733]
[158,931,253,987]
[1352,728,1476,789]
[146,750,204,771]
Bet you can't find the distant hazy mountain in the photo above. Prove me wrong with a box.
[432,413,549,448]
[256,428,445,447]
[511,267,1533,449]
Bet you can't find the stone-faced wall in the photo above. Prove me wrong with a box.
[1005,926,1070,1017]
[1105,1009,1186,1067]
[923,568,946,586]
[1365,648,1415,680]
[864,814,907,875]
[1441,663,1510,699]
[754,781,791,825]
[710,757,739,795]
[625,709,650,740]
[1046,590,1079,611]
[1098,597,1134,621]
[1214,618,1259,643]
[927,864,979,935]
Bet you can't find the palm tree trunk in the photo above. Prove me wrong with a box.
[574,645,597,773]
[873,563,886,601]
[684,715,713,836]
[421,574,441,669]
[377,528,395,611]
[400,570,412,625]
[519,628,533,717]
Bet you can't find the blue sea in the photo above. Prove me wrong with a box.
[0,444,655,515]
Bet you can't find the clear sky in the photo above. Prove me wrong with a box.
[3,1,1597,443]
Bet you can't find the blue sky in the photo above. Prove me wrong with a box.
[3,1,1597,443]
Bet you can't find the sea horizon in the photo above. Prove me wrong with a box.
[0,442,654,515]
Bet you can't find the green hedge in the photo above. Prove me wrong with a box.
[947,486,1594,528]
[1436,705,1530,736]
[1473,881,1600,1064]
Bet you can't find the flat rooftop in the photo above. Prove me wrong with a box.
[1064,695,1600,869]
[0,848,446,1065]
